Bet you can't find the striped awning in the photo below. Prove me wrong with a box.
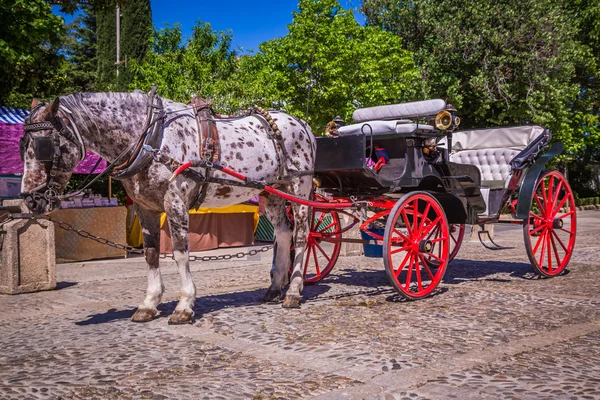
[0,106,29,124]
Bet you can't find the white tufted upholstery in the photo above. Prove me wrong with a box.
[450,148,520,182]
[445,125,545,188]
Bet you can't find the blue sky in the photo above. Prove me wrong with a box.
[55,0,365,53]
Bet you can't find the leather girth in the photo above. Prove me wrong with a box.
[188,96,220,165]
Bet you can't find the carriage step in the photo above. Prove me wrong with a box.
[477,228,513,250]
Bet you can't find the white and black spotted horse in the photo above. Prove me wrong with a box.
[20,91,316,324]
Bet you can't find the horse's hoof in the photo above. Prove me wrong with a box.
[131,308,158,323]
[168,310,195,325]
[262,288,282,303]
[282,295,302,309]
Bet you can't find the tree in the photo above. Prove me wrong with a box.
[0,0,65,106]
[239,0,421,130]
[129,21,238,103]
[116,0,152,90]
[62,2,97,92]
[96,0,152,90]
[95,2,116,89]
[362,0,584,154]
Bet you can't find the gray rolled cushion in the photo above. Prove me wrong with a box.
[352,99,447,122]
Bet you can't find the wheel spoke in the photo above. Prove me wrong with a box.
[546,230,552,272]
[419,254,436,280]
[302,246,312,278]
[547,175,555,212]
[394,251,411,278]
[532,228,547,254]
[534,195,545,217]
[314,212,326,230]
[427,253,445,263]
[537,230,547,266]
[392,228,410,242]
[551,230,569,253]
[559,227,574,235]
[541,179,548,211]
[405,253,414,289]
[529,223,546,236]
[317,220,337,233]
[420,216,442,238]
[314,242,332,262]
[412,199,420,236]
[390,245,411,255]
[417,203,431,235]
[551,180,564,212]
[401,209,413,237]
[556,210,575,220]
[430,236,448,243]
[552,195,569,217]
[530,211,544,221]
[415,254,423,292]
[311,245,321,275]
[550,234,563,268]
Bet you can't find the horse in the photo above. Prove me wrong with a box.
[19,90,316,324]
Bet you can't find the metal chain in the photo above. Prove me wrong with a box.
[158,245,273,262]
[2,212,273,261]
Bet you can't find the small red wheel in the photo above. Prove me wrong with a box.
[524,170,576,277]
[383,192,449,299]
[301,209,342,284]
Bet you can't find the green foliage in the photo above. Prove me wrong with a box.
[129,21,238,105]
[62,3,97,92]
[0,0,65,107]
[131,0,419,132]
[248,0,421,130]
[116,0,152,90]
[362,0,585,154]
[95,3,117,89]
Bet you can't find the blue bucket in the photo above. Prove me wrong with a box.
[361,228,385,258]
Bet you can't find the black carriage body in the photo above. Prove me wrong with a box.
[314,130,485,224]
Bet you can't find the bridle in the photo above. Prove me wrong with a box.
[19,102,87,211]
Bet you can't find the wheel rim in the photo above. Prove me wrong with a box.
[384,193,449,299]
[302,210,341,284]
[524,171,576,276]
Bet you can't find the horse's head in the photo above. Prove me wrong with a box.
[20,98,86,215]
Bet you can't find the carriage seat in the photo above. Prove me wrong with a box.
[442,125,545,189]
[337,120,437,137]
[352,99,447,122]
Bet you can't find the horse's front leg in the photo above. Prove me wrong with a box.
[164,195,196,324]
[284,203,310,308]
[131,207,164,322]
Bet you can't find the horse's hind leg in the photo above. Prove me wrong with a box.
[283,177,313,308]
[164,193,196,324]
[262,196,292,303]
[131,207,164,322]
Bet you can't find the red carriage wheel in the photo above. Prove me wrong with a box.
[287,205,342,284]
[383,192,449,300]
[524,170,576,277]
[301,209,342,284]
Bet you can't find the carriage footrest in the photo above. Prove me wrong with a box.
[477,228,513,250]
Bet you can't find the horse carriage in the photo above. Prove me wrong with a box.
[18,91,576,323]
[295,99,576,299]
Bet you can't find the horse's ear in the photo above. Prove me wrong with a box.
[31,98,40,109]
[47,97,60,119]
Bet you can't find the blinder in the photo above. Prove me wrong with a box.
[33,136,58,162]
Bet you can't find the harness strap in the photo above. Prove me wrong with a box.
[110,86,165,179]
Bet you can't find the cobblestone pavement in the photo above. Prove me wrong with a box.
[0,210,599,400]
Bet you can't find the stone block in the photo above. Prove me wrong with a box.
[0,200,56,294]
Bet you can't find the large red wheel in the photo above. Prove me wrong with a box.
[524,170,576,277]
[301,209,342,284]
[383,192,450,299]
